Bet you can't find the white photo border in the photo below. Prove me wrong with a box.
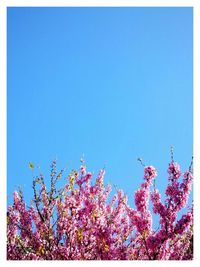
[0,0,199,266]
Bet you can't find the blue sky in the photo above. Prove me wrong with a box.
[7,7,193,209]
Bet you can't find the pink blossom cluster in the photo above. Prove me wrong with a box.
[7,160,193,260]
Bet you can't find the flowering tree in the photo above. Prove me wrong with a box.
[7,156,193,260]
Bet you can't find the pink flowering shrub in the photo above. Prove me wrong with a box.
[7,158,193,260]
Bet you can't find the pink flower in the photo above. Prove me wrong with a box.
[144,166,157,184]
[80,165,86,175]
[135,188,149,213]
[7,159,193,260]
[168,162,181,180]
[174,211,193,234]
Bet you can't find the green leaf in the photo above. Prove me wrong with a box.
[29,162,34,170]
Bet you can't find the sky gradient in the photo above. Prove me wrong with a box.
[7,7,193,209]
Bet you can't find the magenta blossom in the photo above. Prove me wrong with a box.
[7,158,193,260]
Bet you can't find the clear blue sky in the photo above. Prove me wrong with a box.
[7,7,193,209]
